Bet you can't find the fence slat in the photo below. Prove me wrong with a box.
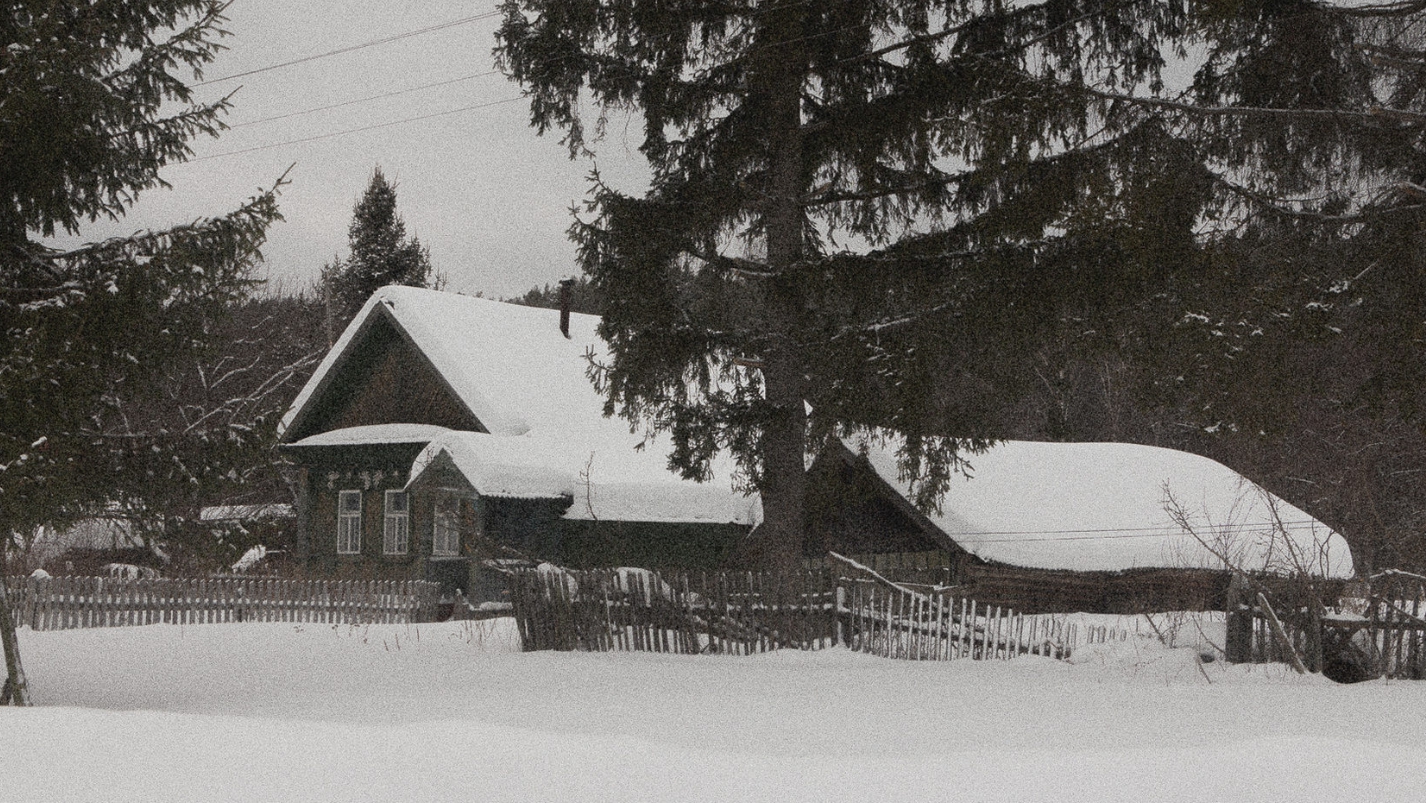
[2,575,439,632]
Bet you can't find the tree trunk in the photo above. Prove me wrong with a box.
[0,541,30,705]
[753,6,809,572]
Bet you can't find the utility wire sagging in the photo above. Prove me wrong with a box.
[195,10,502,86]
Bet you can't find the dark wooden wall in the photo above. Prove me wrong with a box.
[284,312,481,442]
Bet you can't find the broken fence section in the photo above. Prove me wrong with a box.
[1229,571,1426,680]
[509,568,1081,662]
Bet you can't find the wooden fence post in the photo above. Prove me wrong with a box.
[1224,573,1253,663]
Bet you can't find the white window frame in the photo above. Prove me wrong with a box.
[337,490,362,555]
[383,490,410,555]
[432,497,460,557]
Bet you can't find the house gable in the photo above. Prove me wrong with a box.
[806,442,971,559]
[281,307,484,443]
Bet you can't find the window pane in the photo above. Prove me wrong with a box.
[386,490,408,513]
[338,490,362,553]
[383,494,410,555]
[433,497,459,556]
[339,490,362,513]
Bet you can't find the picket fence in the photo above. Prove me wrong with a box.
[1226,571,1426,679]
[509,568,1089,662]
[2,575,442,631]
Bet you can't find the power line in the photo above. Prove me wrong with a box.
[948,519,1323,537]
[195,10,501,86]
[227,70,501,129]
[954,521,1327,544]
[183,95,526,163]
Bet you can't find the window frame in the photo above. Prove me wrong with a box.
[432,497,461,557]
[383,490,410,555]
[336,490,362,555]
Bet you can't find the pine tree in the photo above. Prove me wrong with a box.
[496,0,1200,568]
[0,1,284,704]
[325,168,434,325]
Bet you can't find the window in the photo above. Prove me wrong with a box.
[432,497,460,557]
[337,490,362,554]
[383,490,410,555]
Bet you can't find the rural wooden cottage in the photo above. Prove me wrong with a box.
[276,287,760,598]
[809,436,1355,611]
[278,286,1353,610]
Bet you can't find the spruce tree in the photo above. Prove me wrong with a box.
[0,1,283,704]
[325,168,434,325]
[496,0,1198,568]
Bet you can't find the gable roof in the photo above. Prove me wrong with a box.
[849,437,1354,578]
[280,286,760,526]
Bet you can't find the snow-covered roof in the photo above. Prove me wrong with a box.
[287,423,453,448]
[280,288,607,439]
[409,431,760,524]
[853,438,1353,578]
[285,286,759,526]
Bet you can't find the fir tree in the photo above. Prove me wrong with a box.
[324,168,434,326]
[0,1,284,704]
[496,0,1198,568]
[498,1,1426,572]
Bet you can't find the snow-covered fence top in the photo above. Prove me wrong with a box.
[2,575,443,631]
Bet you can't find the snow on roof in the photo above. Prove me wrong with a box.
[289,287,757,525]
[287,423,453,448]
[854,438,1353,578]
[409,430,761,525]
[280,288,606,439]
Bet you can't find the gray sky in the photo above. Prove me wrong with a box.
[61,0,651,300]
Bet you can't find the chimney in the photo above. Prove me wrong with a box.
[558,277,574,338]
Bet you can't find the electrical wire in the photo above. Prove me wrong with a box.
[184,95,526,163]
[227,69,501,129]
[181,5,1128,163]
[961,525,1327,545]
[946,520,1323,538]
[195,10,502,86]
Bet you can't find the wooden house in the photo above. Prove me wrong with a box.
[278,286,1353,612]
[276,287,759,598]
[808,436,1355,612]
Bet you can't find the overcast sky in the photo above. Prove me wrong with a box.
[58,0,651,300]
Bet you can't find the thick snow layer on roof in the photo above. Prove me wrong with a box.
[287,423,453,447]
[410,430,761,525]
[282,286,609,439]
[281,288,753,525]
[855,438,1353,578]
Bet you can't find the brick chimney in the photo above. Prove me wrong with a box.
[558,277,575,338]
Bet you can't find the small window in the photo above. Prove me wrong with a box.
[433,497,460,557]
[383,490,410,555]
[337,490,362,554]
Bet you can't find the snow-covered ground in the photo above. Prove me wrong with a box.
[4,617,1425,802]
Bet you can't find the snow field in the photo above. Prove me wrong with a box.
[3,616,1425,802]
